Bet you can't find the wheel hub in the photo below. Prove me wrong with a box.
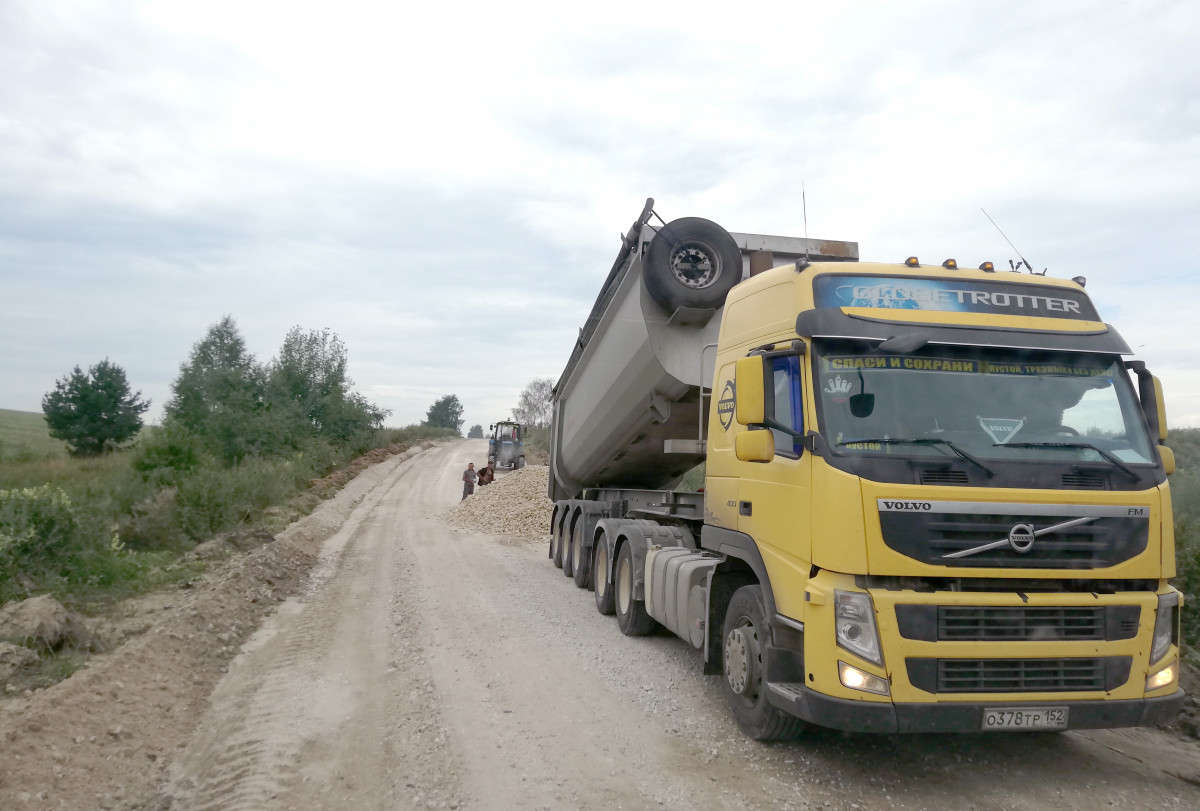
[670,244,718,289]
[724,625,759,696]
[617,559,631,613]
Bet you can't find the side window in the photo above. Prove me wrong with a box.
[771,356,804,456]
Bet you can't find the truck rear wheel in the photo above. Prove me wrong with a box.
[722,585,806,741]
[571,521,591,589]
[593,530,615,615]
[550,513,564,568]
[561,521,575,578]
[643,217,742,311]
[615,541,656,636]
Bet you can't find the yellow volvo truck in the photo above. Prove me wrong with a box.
[549,199,1182,739]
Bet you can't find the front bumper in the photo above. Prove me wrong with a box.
[766,682,1185,733]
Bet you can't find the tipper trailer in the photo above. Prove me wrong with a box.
[548,198,1183,739]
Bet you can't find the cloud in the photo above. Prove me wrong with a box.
[1,0,1197,435]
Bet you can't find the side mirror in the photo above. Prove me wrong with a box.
[1159,445,1176,476]
[1153,376,1168,442]
[735,356,766,425]
[736,429,775,462]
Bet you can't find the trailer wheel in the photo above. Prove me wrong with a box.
[615,541,656,636]
[644,217,742,311]
[721,585,806,741]
[561,520,575,578]
[571,520,592,589]
[550,511,564,567]
[593,530,615,615]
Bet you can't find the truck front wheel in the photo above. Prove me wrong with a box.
[721,585,806,741]
[615,541,656,636]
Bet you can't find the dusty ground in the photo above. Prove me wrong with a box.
[1,439,1198,810]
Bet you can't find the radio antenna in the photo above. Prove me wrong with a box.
[798,182,811,271]
[981,207,1044,274]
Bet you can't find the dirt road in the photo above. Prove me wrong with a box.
[4,440,1200,809]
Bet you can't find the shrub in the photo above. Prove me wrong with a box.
[174,456,308,541]
[1168,429,1200,648]
[0,485,80,581]
[115,488,185,553]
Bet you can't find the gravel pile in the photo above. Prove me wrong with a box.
[448,465,552,540]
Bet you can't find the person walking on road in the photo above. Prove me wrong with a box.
[462,462,478,500]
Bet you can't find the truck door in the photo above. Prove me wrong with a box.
[737,355,813,619]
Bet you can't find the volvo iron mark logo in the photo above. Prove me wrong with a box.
[717,380,736,431]
[1007,523,1036,553]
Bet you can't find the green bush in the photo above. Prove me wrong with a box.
[174,455,312,542]
[0,485,80,582]
[1169,429,1200,648]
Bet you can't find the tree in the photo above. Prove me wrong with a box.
[162,316,271,463]
[267,326,388,441]
[512,377,554,428]
[42,359,150,456]
[426,395,464,433]
[467,424,484,438]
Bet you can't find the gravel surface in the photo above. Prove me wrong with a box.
[1,438,1198,810]
[446,465,552,540]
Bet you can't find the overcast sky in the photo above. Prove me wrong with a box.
[2,0,1197,433]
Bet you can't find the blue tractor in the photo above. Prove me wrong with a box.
[488,421,525,469]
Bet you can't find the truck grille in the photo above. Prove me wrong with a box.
[894,604,1140,642]
[906,656,1131,694]
[877,501,1148,569]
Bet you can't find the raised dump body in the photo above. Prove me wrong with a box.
[549,200,857,500]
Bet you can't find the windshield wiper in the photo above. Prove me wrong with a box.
[996,441,1139,481]
[837,437,995,477]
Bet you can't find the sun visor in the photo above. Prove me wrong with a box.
[795,308,1133,354]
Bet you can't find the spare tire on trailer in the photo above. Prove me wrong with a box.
[643,217,742,311]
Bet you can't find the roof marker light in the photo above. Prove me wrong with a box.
[1072,276,1087,288]
[905,256,920,267]
[979,261,996,272]
[942,259,958,269]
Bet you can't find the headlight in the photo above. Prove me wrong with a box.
[1149,591,1180,665]
[834,590,883,665]
[1146,662,1177,692]
[839,661,890,695]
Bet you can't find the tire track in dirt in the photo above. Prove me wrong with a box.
[155,449,462,810]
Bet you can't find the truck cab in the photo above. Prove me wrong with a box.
[706,261,1181,733]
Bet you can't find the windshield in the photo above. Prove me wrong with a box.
[813,342,1155,465]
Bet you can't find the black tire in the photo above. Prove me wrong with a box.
[516,456,526,469]
[561,519,575,578]
[643,217,742,311]
[721,585,806,741]
[550,511,564,567]
[614,540,656,636]
[593,530,615,615]
[571,520,591,589]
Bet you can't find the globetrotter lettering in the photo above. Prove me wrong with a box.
[842,283,1083,314]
